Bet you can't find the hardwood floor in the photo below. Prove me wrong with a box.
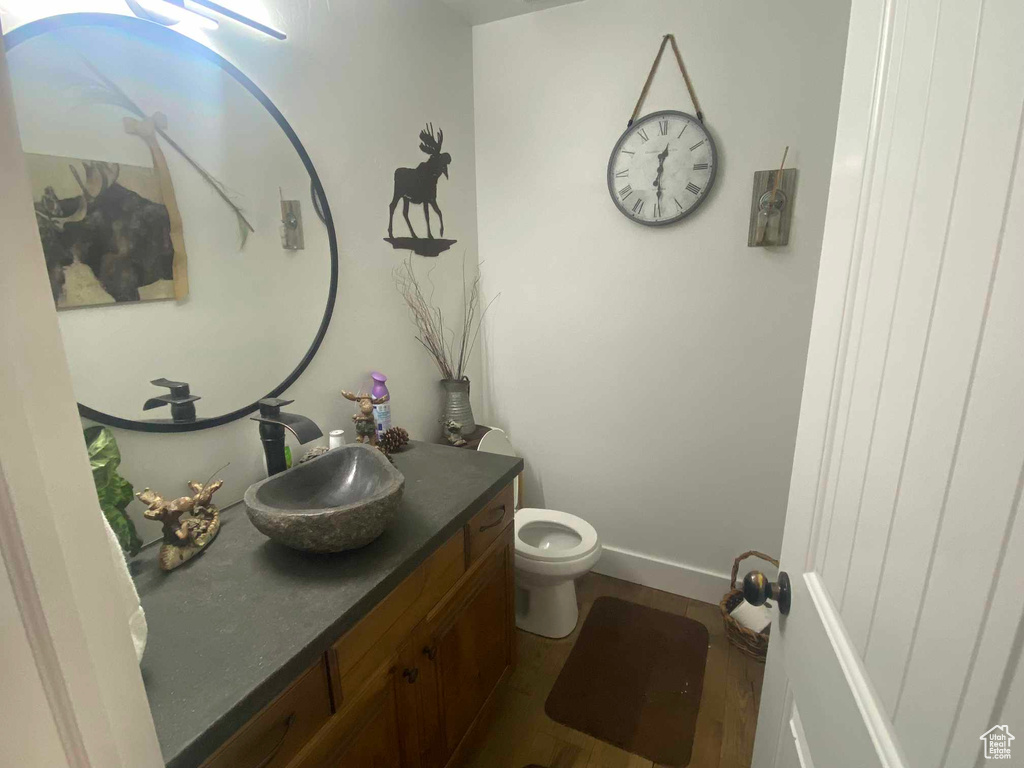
[456,573,765,768]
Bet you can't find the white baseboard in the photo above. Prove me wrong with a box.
[591,545,732,605]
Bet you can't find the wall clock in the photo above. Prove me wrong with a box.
[606,109,717,226]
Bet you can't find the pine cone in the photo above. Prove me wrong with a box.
[378,427,410,456]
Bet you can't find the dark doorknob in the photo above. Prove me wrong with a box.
[743,570,792,615]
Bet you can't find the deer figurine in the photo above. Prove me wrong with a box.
[341,390,389,445]
[388,123,451,240]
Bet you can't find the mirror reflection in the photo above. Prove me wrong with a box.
[7,22,334,427]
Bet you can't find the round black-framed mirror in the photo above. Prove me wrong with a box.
[4,13,338,433]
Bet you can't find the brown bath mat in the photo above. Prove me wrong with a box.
[544,596,709,766]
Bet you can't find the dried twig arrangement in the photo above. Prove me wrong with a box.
[394,254,497,381]
[69,56,255,247]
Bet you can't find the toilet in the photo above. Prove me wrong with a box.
[477,429,601,639]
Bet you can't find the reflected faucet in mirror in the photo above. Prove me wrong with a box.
[252,398,323,476]
[143,378,201,423]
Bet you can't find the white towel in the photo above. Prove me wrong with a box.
[101,513,148,662]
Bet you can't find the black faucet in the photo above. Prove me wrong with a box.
[251,398,323,476]
[143,378,200,423]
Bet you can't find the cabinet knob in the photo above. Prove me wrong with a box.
[403,667,419,684]
[422,645,437,661]
[742,570,792,615]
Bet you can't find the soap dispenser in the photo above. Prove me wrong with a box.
[371,372,392,437]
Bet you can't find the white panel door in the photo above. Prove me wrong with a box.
[751,0,1024,766]
[0,22,164,768]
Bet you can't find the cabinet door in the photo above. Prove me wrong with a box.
[324,689,402,768]
[426,533,513,761]
[294,653,415,768]
[407,621,444,768]
[201,660,331,768]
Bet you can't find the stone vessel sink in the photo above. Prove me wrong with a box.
[244,443,405,553]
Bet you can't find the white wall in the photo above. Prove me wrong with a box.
[473,0,850,600]
[440,0,584,26]
[1,0,482,544]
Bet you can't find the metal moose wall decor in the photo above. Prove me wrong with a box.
[384,123,456,257]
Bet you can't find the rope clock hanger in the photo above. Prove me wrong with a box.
[607,34,717,227]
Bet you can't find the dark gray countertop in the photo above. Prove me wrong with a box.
[134,441,522,768]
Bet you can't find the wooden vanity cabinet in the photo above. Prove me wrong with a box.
[275,481,517,768]
[290,647,409,768]
[200,659,332,768]
[419,531,514,765]
[463,483,513,567]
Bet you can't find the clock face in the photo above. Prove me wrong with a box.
[606,110,717,226]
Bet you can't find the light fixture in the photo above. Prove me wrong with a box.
[126,0,219,31]
[126,0,287,40]
[188,0,286,40]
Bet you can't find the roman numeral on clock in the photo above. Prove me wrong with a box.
[686,182,702,195]
[678,124,688,139]
[689,139,705,151]
[614,169,629,178]
[619,185,633,199]
[653,200,662,218]
[658,120,669,136]
[632,198,645,215]
[637,128,649,142]
[693,162,709,171]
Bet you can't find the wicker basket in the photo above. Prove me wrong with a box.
[719,550,778,661]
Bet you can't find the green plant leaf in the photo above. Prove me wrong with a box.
[97,474,133,510]
[84,427,142,557]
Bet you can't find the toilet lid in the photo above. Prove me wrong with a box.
[515,508,599,562]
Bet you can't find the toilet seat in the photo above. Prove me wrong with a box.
[515,508,599,563]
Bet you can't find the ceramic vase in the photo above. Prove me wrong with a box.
[441,378,475,435]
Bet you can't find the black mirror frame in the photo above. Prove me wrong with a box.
[4,13,339,433]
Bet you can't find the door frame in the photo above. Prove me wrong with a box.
[0,19,164,768]
[751,0,903,765]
